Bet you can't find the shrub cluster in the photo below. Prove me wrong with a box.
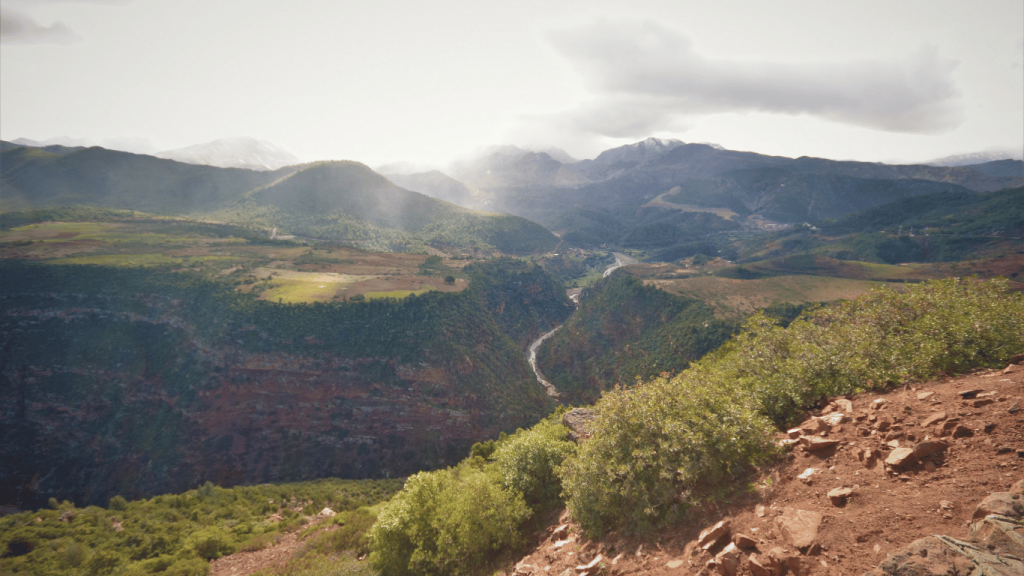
[0,479,400,576]
[367,413,575,576]
[561,277,1023,536]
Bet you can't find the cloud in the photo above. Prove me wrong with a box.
[545,20,964,138]
[1,7,81,44]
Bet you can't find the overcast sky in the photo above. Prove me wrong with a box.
[2,0,1022,167]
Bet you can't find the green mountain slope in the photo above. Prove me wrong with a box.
[0,143,558,255]
[536,274,738,404]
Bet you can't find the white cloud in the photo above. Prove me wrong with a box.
[544,20,965,139]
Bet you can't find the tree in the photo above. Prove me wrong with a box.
[444,276,455,285]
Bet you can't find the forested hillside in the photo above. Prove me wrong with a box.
[0,259,572,510]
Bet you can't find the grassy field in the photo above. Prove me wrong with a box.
[642,190,739,220]
[0,219,471,303]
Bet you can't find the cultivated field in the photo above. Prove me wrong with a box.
[0,219,470,303]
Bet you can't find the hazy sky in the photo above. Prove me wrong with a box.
[2,0,1022,167]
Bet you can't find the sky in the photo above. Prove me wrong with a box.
[2,0,1022,168]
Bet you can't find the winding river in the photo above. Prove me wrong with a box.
[527,253,636,398]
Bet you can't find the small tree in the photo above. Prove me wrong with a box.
[444,276,455,285]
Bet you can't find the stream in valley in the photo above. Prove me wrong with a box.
[527,252,636,398]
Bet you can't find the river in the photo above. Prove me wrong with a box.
[527,252,634,398]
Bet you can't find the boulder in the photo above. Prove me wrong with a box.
[733,533,757,549]
[698,519,732,550]
[917,391,935,401]
[968,514,1024,557]
[799,418,830,435]
[715,543,741,576]
[665,559,685,569]
[827,487,854,506]
[957,389,984,399]
[973,492,1023,520]
[551,524,569,541]
[912,440,949,459]
[885,447,916,468]
[952,424,973,438]
[920,412,947,427]
[561,408,597,442]
[799,437,839,451]
[835,398,854,413]
[748,554,772,576]
[775,508,822,551]
[865,535,1022,576]
[575,554,602,572]
[317,507,336,518]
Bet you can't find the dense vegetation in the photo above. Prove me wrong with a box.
[731,187,1024,264]
[367,412,575,576]
[1,259,571,509]
[0,478,401,576]
[368,276,1022,571]
[537,274,739,404]
[562,277,1023,535]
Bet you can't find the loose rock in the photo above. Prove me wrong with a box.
[775,508,822,551]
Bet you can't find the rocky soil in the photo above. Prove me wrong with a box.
[504,362,1023,576]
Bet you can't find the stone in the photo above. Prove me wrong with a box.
[917,391,934,401]
[317,507,336,518]
[1009,402,1021,414]
[514,561,536,575]
[786,428,802,439]
[836,398,854,413]
[748,555,772,576]
[756,505,767,518]
[733,533,757,549]
[576,554,602,572]
[562,408,597,442]
[775,508,822,551]
[940,500,955,510]
[865,535,1022,576]
[920,412,947,427]
[827,487,853,506]
[1010,479,1024,495]
[715,543,741,576]
[1009,353,1024,365]
[665,559,685,569]
[800,418,830,435]
[797,468,818,483]
[957,388,983,399]
[875,416,893,432]
[912,440,949,459]
[554,539,573,550]
[968,514,1024,557]
[952,424,973,438]
[823,413,848,427]
[1004,363,1021,374]
[871,398,886,410]
[973,492,1023,520]
[972,398,994,408]
[799,436,839,451]
[698,519,732,550]
[551,524,569,541]
[885,447,916,468]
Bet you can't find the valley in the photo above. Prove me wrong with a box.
[0,137,1021,576]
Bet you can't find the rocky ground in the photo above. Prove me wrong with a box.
[505,361,1023,576]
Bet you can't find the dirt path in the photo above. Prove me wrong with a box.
[209,531,305,576]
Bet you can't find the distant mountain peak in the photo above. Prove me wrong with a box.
[155,137,299,171]
[925,150,1023,167]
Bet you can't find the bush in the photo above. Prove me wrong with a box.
[368,465,530,576]
[187,528,236,560]
[560,374,775,536]
[494,418,575,510]
[559,277,1024,537]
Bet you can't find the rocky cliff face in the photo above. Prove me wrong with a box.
[0,261,573,509]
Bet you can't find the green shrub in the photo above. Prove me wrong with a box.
[559,277,1024,537]
[108,495,128,511]
[368,465,530,576]
[560,374,775,536]
[187,528,236,560]
[493,418,575,510]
